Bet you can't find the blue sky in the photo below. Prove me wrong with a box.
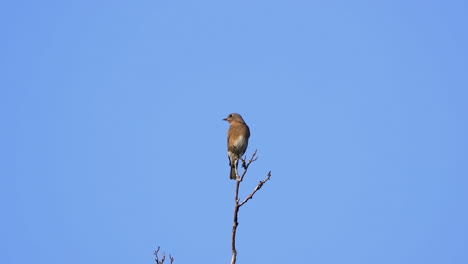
[2,0,467,263]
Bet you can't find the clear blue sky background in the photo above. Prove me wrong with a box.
[2,0,467,263]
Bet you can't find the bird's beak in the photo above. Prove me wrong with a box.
[223,118,227,121]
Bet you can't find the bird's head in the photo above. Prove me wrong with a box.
[223,113,244,123]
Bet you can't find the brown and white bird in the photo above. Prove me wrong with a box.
[223,113,250,180]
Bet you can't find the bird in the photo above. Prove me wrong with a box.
[223,113,250,180]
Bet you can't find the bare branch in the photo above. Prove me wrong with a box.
[231,150,271,264]
[240,150,258,170]
[239,150,258,181]
[239,171,271,207]
[154,247,173,264]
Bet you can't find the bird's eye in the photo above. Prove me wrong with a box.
[229,114,232,117]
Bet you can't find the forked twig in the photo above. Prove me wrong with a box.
[231,150,271,264]
[154,247,174,264]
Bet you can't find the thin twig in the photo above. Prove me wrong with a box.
[239,171,271,207]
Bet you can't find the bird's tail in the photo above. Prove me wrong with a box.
[230,165,237,180]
